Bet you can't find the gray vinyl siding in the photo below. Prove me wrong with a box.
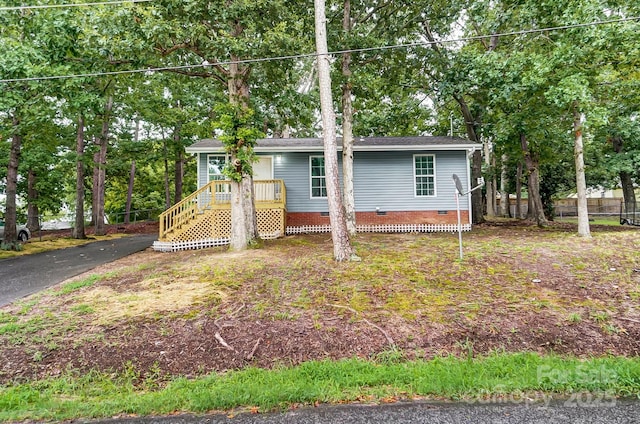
[272,151,331,212]
[197,150,470,212]
[353,150,469,211]
[198,153,208,188]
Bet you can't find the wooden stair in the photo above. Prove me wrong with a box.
[158,180,286,244]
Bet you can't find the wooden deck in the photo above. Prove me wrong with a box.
[159,180,286,242]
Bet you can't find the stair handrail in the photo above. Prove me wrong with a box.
[159,179,286,241]
[159,181,220,240]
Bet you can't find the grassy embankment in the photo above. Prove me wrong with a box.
[1,221,638,421]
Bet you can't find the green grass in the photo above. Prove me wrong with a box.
[0,234,128,259]
[554,216,621,226]
[54,275,103,296]
[1,353,639,422]
[0,315,45,336]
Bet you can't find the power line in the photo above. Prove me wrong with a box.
[1,15,638,84]
[0,0,152,12]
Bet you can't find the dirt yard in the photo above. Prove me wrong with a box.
[1,221,638,385]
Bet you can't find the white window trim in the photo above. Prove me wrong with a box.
[207,154,229,182]
[309,155,327,199]
[413,154,437,198]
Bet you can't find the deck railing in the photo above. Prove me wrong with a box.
[159,179,286,240]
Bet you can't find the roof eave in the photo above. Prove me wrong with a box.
[186,144,482,154]
[351,144,481,152]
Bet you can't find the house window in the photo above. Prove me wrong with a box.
[208,155,227,182]
[414,154,436,196]
[310,156,327,198]
[208,154,230,196]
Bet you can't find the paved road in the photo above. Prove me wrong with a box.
[0,234,157,307]
[91,398,640,424]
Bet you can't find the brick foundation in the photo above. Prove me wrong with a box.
[286,210,468,227]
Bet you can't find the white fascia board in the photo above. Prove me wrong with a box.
[185,146,221,154]
[350,144,481,152]
[185,146,320,154]
[254,144,481,152]
[186,144,482,154]
[256,146,323,153]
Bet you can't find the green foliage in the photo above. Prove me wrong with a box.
[419,0,640,205]
[1,353,639,421]
[2,0,639,225]
[214,104,264,182]
[0,241,24,252]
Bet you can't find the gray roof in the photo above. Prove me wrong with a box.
[186,136,480,153]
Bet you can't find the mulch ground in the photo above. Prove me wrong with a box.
[1,220,639,385]
[36,221,159,239]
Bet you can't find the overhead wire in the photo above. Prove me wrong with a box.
[0,15,639,83]
[0,0,152,12]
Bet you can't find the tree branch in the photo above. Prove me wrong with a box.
[422,20,444,58]
[356,0,393,25]
[165,69,227,84]
[156,42,191,56]
[328,304,395,348]
[468,16,489,50]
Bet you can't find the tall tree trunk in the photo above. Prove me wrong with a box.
[515,161,523,219]
[163,138,171,209]
[471,150,484,223]
[424,22,486,225]
[174,152,184,203]
[174,124,185,204]
[92,96,112,236]
[454,94,484,224]
[499,154,509,217]
[611,136,637,216]
[573,104,591,238]
[92,139,108,234]
[484,141,496,217]
[620,171,637,217]
[341,0,357,236]
[27,169,40,232]
[492,152,498,215]
[4,116,22,246]
[520,133,547,227]
[227,58,258,250]
[73,116,87,239]
[91,147,98,227]
[125,160,135,225]
[229,177,258,250]
[315,0,354,262]
[125,120,140,225]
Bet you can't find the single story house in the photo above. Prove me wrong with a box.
[153,136,481,251]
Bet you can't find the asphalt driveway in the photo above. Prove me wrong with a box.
[0,234,157,307]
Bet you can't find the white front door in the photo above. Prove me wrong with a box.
[254,156,274,201]
[254,156,273,180]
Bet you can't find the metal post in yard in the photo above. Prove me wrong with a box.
[452,174,484,261]
[455,191,463,260]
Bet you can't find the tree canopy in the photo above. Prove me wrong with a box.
[1,0,638,245]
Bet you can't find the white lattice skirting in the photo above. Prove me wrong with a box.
[153,231,283,252]
[154,224,471,252]
[287,223,471,235]
[153,238,230,252]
